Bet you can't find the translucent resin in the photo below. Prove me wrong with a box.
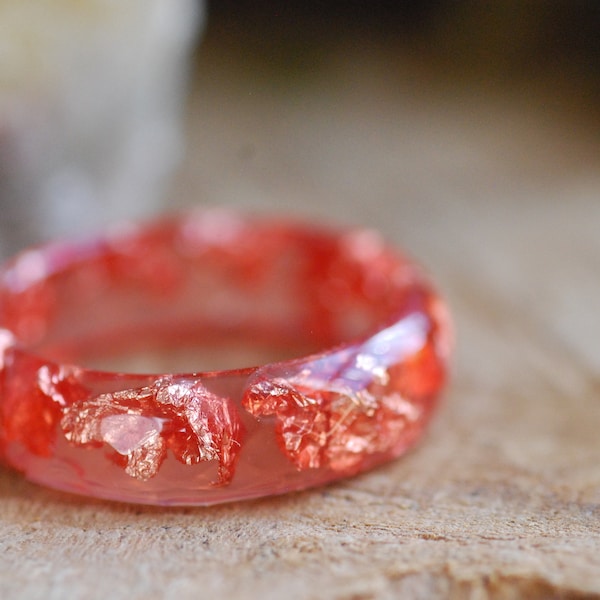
[0,211,451,505]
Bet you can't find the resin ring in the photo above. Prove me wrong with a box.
[0,211,451,505]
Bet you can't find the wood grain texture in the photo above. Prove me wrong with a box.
[2,39,600,599]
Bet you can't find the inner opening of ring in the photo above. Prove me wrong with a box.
[1,215,411,374]
[74,332,321,374]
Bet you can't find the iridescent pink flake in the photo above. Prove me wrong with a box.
[61,378,243,484]
[244,312,443,475]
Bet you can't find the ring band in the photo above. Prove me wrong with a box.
[0,211,451,505]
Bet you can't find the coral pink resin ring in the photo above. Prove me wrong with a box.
[0,211,451,505]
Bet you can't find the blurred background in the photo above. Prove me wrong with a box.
[0,1,599,255]
[206,1,600,86]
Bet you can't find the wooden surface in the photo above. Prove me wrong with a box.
[2,38,600,599]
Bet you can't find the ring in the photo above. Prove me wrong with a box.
[0,210,451,505]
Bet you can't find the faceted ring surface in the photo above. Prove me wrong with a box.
[0,211,451,505]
